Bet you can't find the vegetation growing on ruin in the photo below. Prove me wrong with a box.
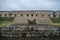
[51,17,60,26]
[51,17,60,23]
[0,17,14,22]
[0,17,14,26]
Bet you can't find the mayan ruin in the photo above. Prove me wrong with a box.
[0,10,60,24]
[0,0,60,40]
[0,10,60,40]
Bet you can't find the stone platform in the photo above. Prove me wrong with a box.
[0,24,60,40]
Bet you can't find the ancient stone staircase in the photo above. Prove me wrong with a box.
[13,16,52,24]
[36,17,52,24]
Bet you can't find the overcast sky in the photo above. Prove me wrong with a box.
[0,0,60,11]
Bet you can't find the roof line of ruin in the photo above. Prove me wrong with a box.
[0,10,60,12]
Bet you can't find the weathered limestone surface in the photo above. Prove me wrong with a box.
[0,10,60,24]
[13,16,52,24]
[0,24,59,38]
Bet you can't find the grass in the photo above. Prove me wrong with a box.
[0,17,14,22]
[50,17,60,26]
[50,17,60,23]
[52,23,60,26]
[0,17,15,26]
[0,21,15,26]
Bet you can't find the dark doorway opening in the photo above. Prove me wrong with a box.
[15,15,17,17]
[21,14,23,17]
[10,12,12,16]
[42,14,44,17]
[5,14,7,17]
[0,14,1,16]
[22,33,26,38]
[49,14,50,17]
[31,14,33,17]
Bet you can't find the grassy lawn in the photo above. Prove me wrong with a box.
[50,17,60,26]
[0,17,15,26]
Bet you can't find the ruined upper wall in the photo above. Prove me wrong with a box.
[0,10,54,15]
[0,10,60,17]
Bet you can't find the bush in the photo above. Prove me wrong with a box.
[0,17,14,24]
[50,17,60,23]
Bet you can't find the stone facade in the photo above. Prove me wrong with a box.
[1,25,59,37]
[0,11,60,17]
[0,10,60,24]
[0,11,54,17]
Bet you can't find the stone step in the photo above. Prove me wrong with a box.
[13,16,52,24]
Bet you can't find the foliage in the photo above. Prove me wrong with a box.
[0,17,14,26]
[50,17,60,23]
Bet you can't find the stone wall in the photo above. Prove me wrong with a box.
[0,11,60,24]
[0,25,59,38]
[0,11,54,17]
[0,11,60,17]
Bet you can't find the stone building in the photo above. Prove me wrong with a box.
[0,10,60,40]
[0,10,60,24]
